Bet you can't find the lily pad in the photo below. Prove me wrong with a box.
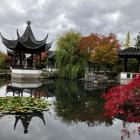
[0,97,49,114]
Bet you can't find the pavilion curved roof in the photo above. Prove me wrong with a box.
[118,47,140,58]
[1,37,18,50]
[1,21,51,51]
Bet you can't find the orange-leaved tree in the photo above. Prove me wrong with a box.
[79,33,121,70]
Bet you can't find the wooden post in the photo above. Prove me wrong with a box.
[22,50,24,68]
[20,51,23,68]
[21,91,23,97]
[39,53,41,68]
[35,54,37,69]
[124,58,128,72]
[11,55,14,67]
[14,53,16,68]
[138,58,140,72]
[30,90,33,97]
[31,54,33,68]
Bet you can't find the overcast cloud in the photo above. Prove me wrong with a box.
[0,0,139,52]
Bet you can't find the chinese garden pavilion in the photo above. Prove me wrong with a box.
[118,47,140,72]
[1,21,52,78]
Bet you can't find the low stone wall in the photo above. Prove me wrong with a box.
[11,69,42,79]
[85,71,108,83]
[42,68,57,78]
[84,82,108,91]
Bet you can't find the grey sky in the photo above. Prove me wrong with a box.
[0,0,139,52]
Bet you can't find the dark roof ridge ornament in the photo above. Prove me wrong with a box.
[27,21,31,26]
[17,29,20,38]
[45,33,49,40]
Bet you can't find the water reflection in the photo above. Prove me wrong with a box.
[53,79,112,126]
[0,79,49,134]
[0,79,113,130]
[120,121,140,140]
[14,111,45,134]
[0,79,139,140]
[6,79,54,98]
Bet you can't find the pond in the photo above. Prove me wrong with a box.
[0,79,139,140]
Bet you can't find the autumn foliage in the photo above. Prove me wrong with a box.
[103,74,140,139]
[103,74,140,122]
[79,33,120,65]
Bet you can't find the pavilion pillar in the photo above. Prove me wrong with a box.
[11,56,14,67]
[21,50,24,68]
[21,91,23,97]
[39,53,41,68]
[138,58,140,72]
[30,90,33,97]
[14,53,16,68]
[124,58,128,72]
[20,55,22,68]
[35,54,38,69]
[31,54,33,68]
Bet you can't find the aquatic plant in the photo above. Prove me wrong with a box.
[0,97,49,114]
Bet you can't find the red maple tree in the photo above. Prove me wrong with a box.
[103,74,140,139]
[103,74,140,121]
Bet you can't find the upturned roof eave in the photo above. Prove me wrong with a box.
[118,47,140,57]
[0,33,18,50]
[1,21,52,51]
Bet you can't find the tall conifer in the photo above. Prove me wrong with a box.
[135,32,140,47]
[124,32,131,48]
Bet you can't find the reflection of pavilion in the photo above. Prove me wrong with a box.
[4,79,53,134]
[6,80,54,98]
[14,111,46,134]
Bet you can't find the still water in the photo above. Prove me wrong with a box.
[0,79,139,140]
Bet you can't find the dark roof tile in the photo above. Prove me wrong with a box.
[1,21,51,51]
[118,47,140,56]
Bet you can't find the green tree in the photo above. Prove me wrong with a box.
[135,32,140,47]
[0,51,7,69]
[124,32,131,48]
[56,30,86,79]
